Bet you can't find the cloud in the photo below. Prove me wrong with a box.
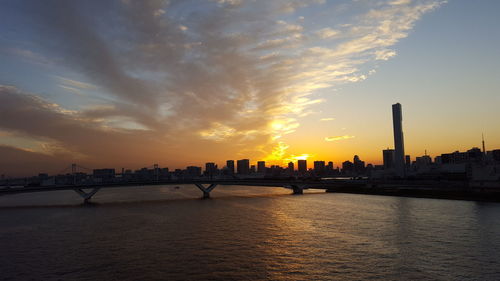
[390,0,412,5]
[320,118,335,121]
[316,28,340,39]
[2,47,53,65]
[58,85,85,96]
[325,135,355,142]
[0,0,445,174]
[56,76,97,90]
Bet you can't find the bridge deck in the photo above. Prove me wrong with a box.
[0,179,366,196]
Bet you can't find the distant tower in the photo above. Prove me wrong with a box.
[482,133,486,154]
[392,103,405,178]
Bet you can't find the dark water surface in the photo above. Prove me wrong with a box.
[1,185,499,280]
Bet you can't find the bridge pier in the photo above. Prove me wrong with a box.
[194,183,218,199]
[74,187,101,203]
[291,184,305,195]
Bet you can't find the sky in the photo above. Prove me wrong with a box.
[0,0,499,176]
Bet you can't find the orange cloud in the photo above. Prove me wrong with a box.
[325,135,355,142]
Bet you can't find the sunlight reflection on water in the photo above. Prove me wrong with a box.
[1,185,499,280]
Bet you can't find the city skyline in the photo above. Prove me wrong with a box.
[1,0,499,176]
[1,99,496,177]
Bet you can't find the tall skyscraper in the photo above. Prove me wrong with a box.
[392,103,405,177]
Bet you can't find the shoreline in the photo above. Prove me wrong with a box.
[325,186,500,202]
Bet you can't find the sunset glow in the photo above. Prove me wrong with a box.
[0,0,499,176]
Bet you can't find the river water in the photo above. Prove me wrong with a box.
[1,185,499,280]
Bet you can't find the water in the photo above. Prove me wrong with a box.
[1,185,499,280]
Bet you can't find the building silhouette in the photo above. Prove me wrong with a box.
[342,161,354,174]
[186,166,201,178]
[93,169,115,182]
[298,160,307,174]
[392,103,406,177]
[415,155,432,170]
[405,155,411,170]
[226,160,235,175]
[257,161,266,173]
[441,148,483,164]
[326,161,335,174]
[237,159,250,174]
[353,155,365,174]
[383,149,395,169]
[205,162,217,177]
[314,161,326,176]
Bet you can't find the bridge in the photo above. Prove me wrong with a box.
[0,178,367,203]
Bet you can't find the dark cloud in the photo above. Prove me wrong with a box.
[0,145,68,177]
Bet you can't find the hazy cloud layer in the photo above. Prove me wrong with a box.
[0,0,445,175]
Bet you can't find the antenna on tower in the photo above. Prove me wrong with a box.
[482,133,486,154]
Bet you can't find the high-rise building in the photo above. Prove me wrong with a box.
[392,103,406,177]
[383,149,395,169]
[314,161,326,175]
[257,161,266,173]
[288,162,294,172]
[226,160,235,175]
[298,160,307,174]
[237,159,250,174]
[353,155,365,174]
